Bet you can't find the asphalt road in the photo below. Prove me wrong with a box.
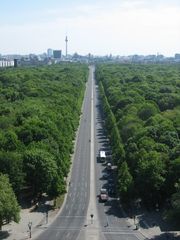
[36,67,92,240]
[93,67,146,240]
[36,66,146,240]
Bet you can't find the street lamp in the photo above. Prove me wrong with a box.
[28,221,32,238]
[90,214,94,224]
[46,210,49,224]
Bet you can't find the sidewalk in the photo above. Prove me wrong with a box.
[1,201,59,240]
[126,210,180,239]
[1,204,179,240]
[127,213,161,239]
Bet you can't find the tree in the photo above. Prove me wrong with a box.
[121,119,143,143]
[170,180,180,224]
[96,63,180,208]
[48,174,66,198]
[167,157,180,194]
[138,102,159,121]
[23,148,58,196]
[4,130,20,151]
[0,63,88,202]
[0,174,20,230]
[166,180,180,226]
[136,151,166,206]
[117,161,134,201]
[0,151,25,194]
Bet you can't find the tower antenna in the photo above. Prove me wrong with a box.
[65,36,68,58]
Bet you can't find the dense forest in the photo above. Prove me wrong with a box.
[95,63,180,223]
[0,63,88,227]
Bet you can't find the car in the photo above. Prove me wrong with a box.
[99,188,108,202]
[102,173,109,179]
[100,188,108,194]
[106,162,112,170]
[108,177,115,187]
[108,178,114,184]
[108,188,116,196]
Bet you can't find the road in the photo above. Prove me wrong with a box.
[36,67,92,240]
[36,66,146,240]
[92,67,145,240]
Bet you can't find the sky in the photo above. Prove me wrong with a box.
[0,0,180,56]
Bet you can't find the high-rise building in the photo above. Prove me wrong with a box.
[175,53,180,59]
[14,59,18,67]
[53,50,62,59]
[47,48,53,58]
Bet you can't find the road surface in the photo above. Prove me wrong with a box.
[92,67,145,240]
[36,66,146,240]
[36,67,92,240]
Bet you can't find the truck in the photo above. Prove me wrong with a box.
[99,150,106,163]
[99,188,108,202]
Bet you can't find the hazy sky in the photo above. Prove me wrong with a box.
[0,0,180,56]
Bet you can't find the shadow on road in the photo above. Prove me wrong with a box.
[151,232,180,240]
[104,198,180,233]
[0,231,10,239]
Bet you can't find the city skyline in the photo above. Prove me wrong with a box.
[0,0,180,56]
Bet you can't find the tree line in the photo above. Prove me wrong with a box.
[95,63,180,225]
[0,63,88,228]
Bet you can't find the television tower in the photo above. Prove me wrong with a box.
[65,36,68,58]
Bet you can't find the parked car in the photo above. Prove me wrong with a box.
[99,188,108,202]
[106,162,112,170]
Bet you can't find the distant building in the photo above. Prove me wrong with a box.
[14,59,18,67]
[53,50,62,59]
[47,48,53,58]
[156,54,164,60]
[0,59,14,68]
[175,53,180,59]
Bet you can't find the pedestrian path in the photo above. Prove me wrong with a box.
[1,203,58,240]
[127,212,180,239]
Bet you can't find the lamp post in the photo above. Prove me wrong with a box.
[90,214,94,224]
[28,221,32,238]
[133,215,136,225]
[46,210,49,224]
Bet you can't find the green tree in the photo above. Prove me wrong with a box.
[138,102,159,121]
[0,63,88,201]
[117,161,134,201]
[167,157,180,194]
[170,180,180,224]
[23,148,58,196]
[136,151,166,206]
[95,63,180,208]
[0,152,25,194]
[166,180,180,226]
[4,130,20,151]
[0,174,20,230]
